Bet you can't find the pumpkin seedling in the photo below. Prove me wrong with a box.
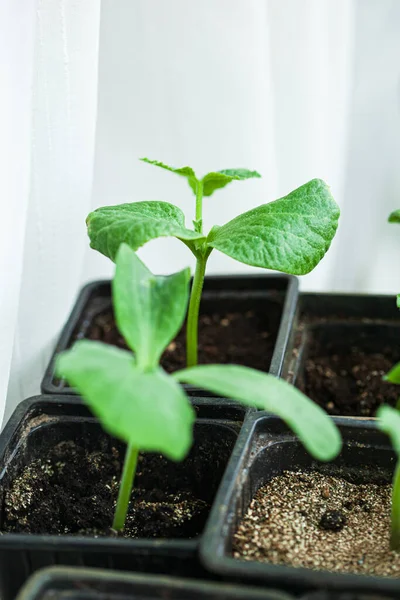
[372,213,400,550]
[86,159,340,366]
[377,402,400,550]
[56,244,342,533]
[379,361,400,550]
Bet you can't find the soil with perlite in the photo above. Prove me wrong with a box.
[1,440,212,538]
[233,470,400,577]
[76,304,281,373]
[300,338,400,417]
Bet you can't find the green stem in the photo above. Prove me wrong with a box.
[112,444,139,531]
[391,460,400,550]
[186,254,208,367]
[195,181,204,232]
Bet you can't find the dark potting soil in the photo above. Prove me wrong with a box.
[2,440,208,538]
[79,305,280,373]
[300,341,400,417]
[233,470,400,577]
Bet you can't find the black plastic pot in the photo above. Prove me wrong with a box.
[0,396,242,600]
[41,274,298,399]
[281,292,400,417]
[200,413,400,597]
[16,566,293,600]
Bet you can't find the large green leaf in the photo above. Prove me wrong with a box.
[174,365,342,461]
[389,210,400,223]
[202,169,261,197]
[86,201,204,261]
[207,179,340,275]
[384,362,400,385]
[140,158,198,194]
[56,341,195,460]
[377,405,400,455]
[113,244,190,369]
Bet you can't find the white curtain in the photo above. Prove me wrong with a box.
[3,0,400,423]
[4,0,101,423]
[1,0,37,424]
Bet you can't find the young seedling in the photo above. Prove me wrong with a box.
[86,159,340,367]
[377,402,400,550]
[56,243,342,533]
[373,216,400,550]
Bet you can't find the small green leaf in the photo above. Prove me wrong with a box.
[377,405,400,455]
[389,210,400,223]
[397,295,400,309]
[114,244,190,369]
[201,169,261,197]
[384,362,400,384]
[56,341,195,460]
[174,365,342,461]
[140,158,198,194]
[87,201,204,261]
[207,179,340,275]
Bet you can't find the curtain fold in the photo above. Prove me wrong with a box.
[1,0,37,425]
[5,0,101,423]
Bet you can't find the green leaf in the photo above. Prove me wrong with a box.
[207,179,340,275]
[56,341,195,461]
[384,362,400,384]
[397,294,400,309]
[87,201,204,261]
[114,244,190,369]
[377,405,400,455]
[140,158,261,198]
[389,210,400,223]
[174,365,342,461]
[201,169,261,197]
[140,158,198,194]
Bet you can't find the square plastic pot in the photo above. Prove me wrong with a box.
[41,274,298,400]
[200,413,400,597]
[0,396,241,600]
[16,566,293,600]
[281,292,400,417]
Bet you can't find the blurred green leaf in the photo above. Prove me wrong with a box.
[389,210,400,223]
[174,364,342,461]
[384,362,400,385]
[56,341,195,460]
[377,405,400,455]
[113,244,190,369]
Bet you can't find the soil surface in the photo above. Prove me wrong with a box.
[2,440,209,538]
[78,304,281,373]
[301,340,400,417]
[233,470,400,577]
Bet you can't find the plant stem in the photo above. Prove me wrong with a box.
[112,444,139,532]
[195,181,204,232]
[186,254,208,367]
[391,460,400,551]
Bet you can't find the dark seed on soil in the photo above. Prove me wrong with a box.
[319,509,346,531]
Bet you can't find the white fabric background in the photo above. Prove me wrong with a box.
[3,0,400,423]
